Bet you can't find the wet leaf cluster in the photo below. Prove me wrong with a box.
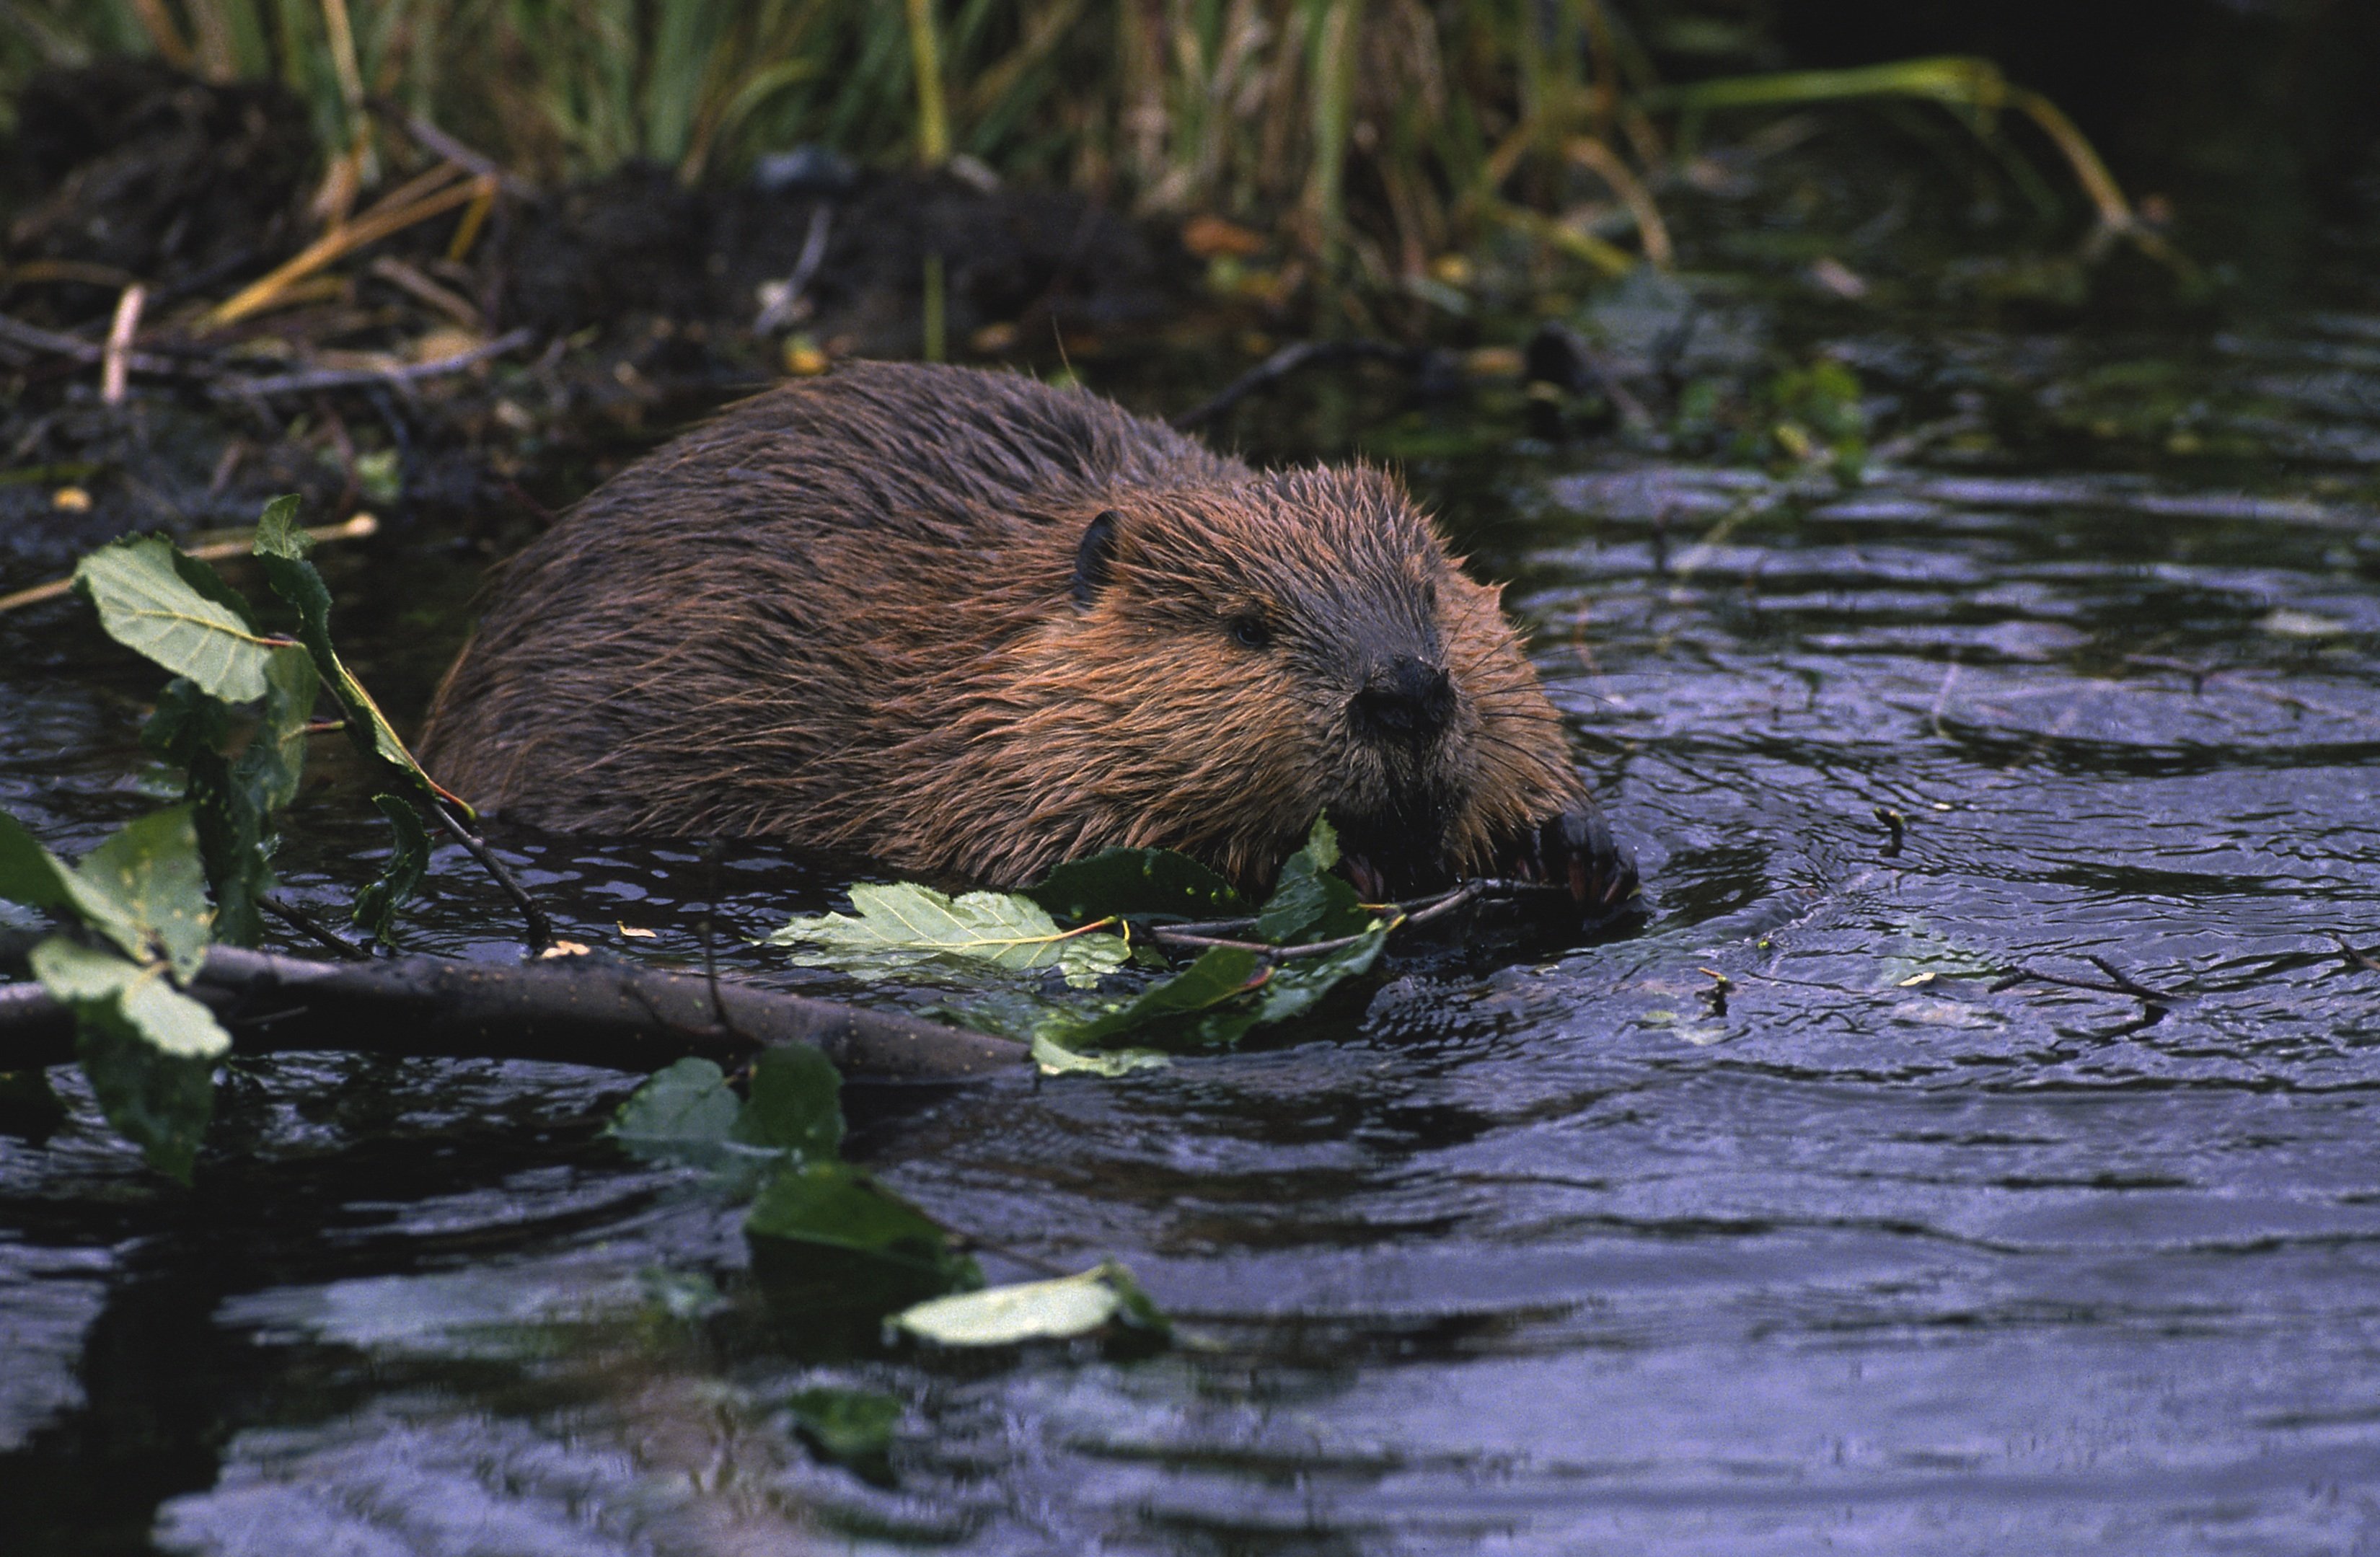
[612,1047,1168,1359]
[4,498,510,1178]
[767,816,1390,1076]
[0,807,226,1179]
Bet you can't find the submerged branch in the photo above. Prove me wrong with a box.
[0,945,1020,1083]
[430,801,555,954]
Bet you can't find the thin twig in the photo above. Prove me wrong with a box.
[220,327,534,400]
[366,98,534,195]
[428,801,555,953]
[1152,918,1403,961]
[1989,957,2181,1004]
[0,310,190,376]
[2332,935,2380,977]
[754,203,834,335]
[260,895,370,960]
[0,515,379,615]
[101,283,145,406]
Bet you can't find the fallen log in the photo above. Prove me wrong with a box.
[0,945,1021,1083]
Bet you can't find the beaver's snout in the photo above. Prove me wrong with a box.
[1350,656,1456,748]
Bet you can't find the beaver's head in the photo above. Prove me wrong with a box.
[952,465,1634,914]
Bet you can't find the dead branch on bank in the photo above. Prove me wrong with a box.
[0,945,1021,1084]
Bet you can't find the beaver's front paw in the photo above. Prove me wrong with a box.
[1509,801,1641,929]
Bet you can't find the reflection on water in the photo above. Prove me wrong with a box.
[6,311,2380,1555]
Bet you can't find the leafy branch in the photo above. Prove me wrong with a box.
[766,816,1580,1077]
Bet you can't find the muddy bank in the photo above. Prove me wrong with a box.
[0,61,1194,580]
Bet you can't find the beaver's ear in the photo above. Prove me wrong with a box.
[1072,509,1122,609]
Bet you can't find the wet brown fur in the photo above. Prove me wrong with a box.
[420,361,1589,893]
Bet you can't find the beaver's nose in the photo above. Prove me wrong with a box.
[1352,656,1455,746]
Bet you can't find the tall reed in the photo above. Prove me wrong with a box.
[2,2,2152,291]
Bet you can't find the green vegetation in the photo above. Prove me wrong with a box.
[0,1,2160,301]
[1,496,1178,1351]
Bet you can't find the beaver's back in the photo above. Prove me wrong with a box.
[420,363,1246,836]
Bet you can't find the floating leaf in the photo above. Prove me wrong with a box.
[1189,927,1388,1047]
[72,535,286,704]
[639,1268,724,1321]
[746,1161,980,1309]
[253,496,455,812]
[351,793,429,941]
[736,1042,844,1161]
[788,1388,902,1476]
[1026,847,1243,925]
[894,1269,1118,1346]
[31,936,226,1182]
[1040,945,1267,1052]
[767,882,1127,988]
[1028,1035,1171,1076]
[611,1057,743,1165]
[1253,815,1372,944]
[892,1261,1169,1349]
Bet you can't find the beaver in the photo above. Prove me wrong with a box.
[420,361,1634,914]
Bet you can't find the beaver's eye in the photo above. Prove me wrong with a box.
[1229,615,1272,650]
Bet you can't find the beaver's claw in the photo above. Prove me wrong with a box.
[1508,801,1641,929]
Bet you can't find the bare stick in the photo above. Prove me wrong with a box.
[1152,925,1390,959]
[428,801,555,953]
[0,945,1018,1082]
[260,895,370,960]
[101,284,146,405]
[221,327,534,400]
[1989,958,2182,1004]
[0,515,379,615]
[0,309,190,377]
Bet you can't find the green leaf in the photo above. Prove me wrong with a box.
[1190,927,1388,1046]
[144,681,273,948]
[892,1261,1169,1348]
[1041,945,1267,1052]
[0,810,92,919]
[1026,848,1243,925]
[787,1388,901,1472]
[767,882,1127,988]
[610,1057,743,1165]
[1028,1035,1171,1076]
[894,1269,1118,1345]
[244,644,319,813]
[72,535,286,703]
[736,1043,844,1161]
[351,793,429,941]
[1253,814,1371,945]
[252,496,451,811]
[78,807,214,981]
[30,937,229,1059]
[141,677,236,763]
[0,808,213,978]
[32,936,226,1182]
[746,1161,980,1305]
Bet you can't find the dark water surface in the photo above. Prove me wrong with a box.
[6,314,2380,1555]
